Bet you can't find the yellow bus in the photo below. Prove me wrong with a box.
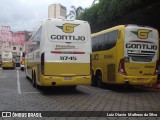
[1,52,15,69]
[25,18,92,88]
[91,24,159,87]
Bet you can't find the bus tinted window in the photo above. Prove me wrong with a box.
[98,34,105,50]
[131,56,154,62]
[103,33,109,50]
[108,30,119,49]
[28,27,42,53]
[92,30,119,51]
[92,37,99,52]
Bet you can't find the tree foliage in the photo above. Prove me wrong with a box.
[77,0,152,33]
[67,6,84,19]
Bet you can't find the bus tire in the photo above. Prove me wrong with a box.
[21,67,24,71]
[33,71,41,89]
[96,72,103,88]
[25,69,30,79]
[91,70,96,86]
[26,75,30,80]
[32,72,36,88]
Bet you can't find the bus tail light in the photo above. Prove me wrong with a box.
[51,51,61,54]
[153,60,159,76]
[41,53,45,75]
[118,58,127,75]
[51,51,85,54]
[74,52,85,54]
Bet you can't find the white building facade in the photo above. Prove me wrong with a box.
[48,4,66,19]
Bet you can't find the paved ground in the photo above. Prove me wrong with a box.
[0,68,160,120]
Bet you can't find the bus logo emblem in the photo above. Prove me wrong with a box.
[56,24,79,33]
[131,29,152,39]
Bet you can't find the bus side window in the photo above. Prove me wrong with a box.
[103,33,109,50]
[108,30,119,49]
[98,34,105,51]
[92,37,99,52]
[92,37,96,52]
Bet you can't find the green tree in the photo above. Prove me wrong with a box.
[78,0,144,33]
[92,0,99,5]
[67,6,84,19]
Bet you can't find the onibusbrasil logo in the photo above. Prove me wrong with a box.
[131,29,152,39]
[56,23,79,33]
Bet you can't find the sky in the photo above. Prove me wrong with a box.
[0,0,94,32]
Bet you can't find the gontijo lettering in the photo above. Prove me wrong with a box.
[51,35,85,41]
[126,43,157,50]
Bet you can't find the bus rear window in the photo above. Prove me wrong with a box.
[131,56,153,62]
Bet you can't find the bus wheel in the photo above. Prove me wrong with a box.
[32,72,36,88]
[26,75,30,80]
[25,69,30,79]
[32,72,41,89]
[91,70,96,86]
[96,72,103,88]
[21,67,24,71]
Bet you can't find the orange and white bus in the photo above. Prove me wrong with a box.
[91,24,159,87]
[25,18,92,88]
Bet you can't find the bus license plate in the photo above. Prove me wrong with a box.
[138,78,144,81]
[64,77,72,80]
